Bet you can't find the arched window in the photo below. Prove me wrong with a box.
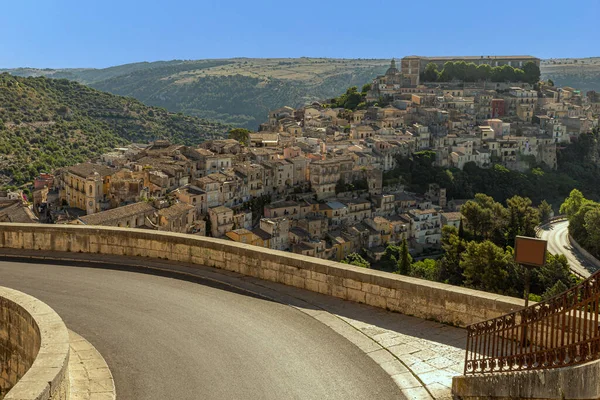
[88,185,93,195]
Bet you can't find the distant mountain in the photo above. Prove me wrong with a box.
[540,57,600,93]
[0,73,230,185]
[2,58,391,129]
[2,57,598,131]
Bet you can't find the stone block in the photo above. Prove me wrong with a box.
[361,282,380,295]
[343,278,362,290]
[365,293,387,309]
[346,288,366,304]
[291,275,305,289]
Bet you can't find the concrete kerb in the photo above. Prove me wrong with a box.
[0,286,70,400]
[68,330,116,400]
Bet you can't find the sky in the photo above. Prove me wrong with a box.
[1,0,598,69]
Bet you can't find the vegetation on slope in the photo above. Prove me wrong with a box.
[561,189,600,261]
[384,129,600,209]
[2,59,390,129]
[0,73,229,185]
[373,199,577,300]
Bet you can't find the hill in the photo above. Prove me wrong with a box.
[0,73,229,186]
[540,57,600,93]
[3,58,391,129]
[2,57,598,130]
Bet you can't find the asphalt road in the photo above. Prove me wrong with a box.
[0,259,400,400]
[538,220,594,278]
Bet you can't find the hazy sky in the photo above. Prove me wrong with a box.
[2,0,598,68]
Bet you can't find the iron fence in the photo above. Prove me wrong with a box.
[464,269,600,374]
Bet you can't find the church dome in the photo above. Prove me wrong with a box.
[385,58,399,76]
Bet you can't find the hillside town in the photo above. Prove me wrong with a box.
[3,55,599,264]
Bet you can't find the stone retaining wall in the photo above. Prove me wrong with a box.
[0,286,69,400]
[569,234,600,271]
[452,359,600,399]
[0,223,525,328]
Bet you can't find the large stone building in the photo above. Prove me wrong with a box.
[401,55,540,85]
[59,163,116,214]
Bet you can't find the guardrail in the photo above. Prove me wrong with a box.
[464,267,600,375]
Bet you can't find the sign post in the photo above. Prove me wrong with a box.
[514,235,548,346]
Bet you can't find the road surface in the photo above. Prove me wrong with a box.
[0,259,401,400]
[538,220,595,278]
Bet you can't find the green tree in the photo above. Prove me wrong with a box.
[341,253,370,268]
[583,207,600,257]
[523,61,541,84]
[439,226,466,285]
[380,244,401,271]
[423,63,440,82]
[505,195,540,245]
[360,83,372,94]
[228,128,251,146]
[538,200,553,222]
[535,253,572,293]
[476,64,492,81]
[560,189,589,218]
[410,259,440,281]
[461,240,514,294]
[541,280,568,300]
[396,239,412,275]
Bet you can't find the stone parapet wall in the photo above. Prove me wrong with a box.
[0,286,69,400]
[0,294,39,398]
[0,223,525,328]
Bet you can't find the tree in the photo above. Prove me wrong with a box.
[541,280,568,300]
[341,253,370,268]
[538,200,553,222]
[423,63,440,82]
[583,207,600,257]
[461,240,514,294]
[228,128,251,146]
[535,253,572,294]
[396,239,412,275]
[523,62,541,85]
[476,64,492,81]
[547,79,555,87]
[560,189,588,218]
[439,226,466,285]
[410,259,440,281]
[380,244,401,271]
[506,195,540,245]
[361,83,372,94]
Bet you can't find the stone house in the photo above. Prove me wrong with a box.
[209,206,234,238]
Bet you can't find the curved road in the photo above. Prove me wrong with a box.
[0,259,400,400]
[538,220,594,278]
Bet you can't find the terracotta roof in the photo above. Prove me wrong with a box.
[0,201,38,223]
[78,202,155,226]
[157,203,194,219]
[251,228,272,241]
[210,206,233,214]
[67,163,115,178]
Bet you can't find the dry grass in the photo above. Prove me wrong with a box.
[171,58,390,85]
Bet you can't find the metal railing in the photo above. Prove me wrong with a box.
[464,269,600,374]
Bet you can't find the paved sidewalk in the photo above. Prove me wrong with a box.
[1,250,466,399]
[68,330,116,400]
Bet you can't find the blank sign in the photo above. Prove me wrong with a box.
[515,236,548,267]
